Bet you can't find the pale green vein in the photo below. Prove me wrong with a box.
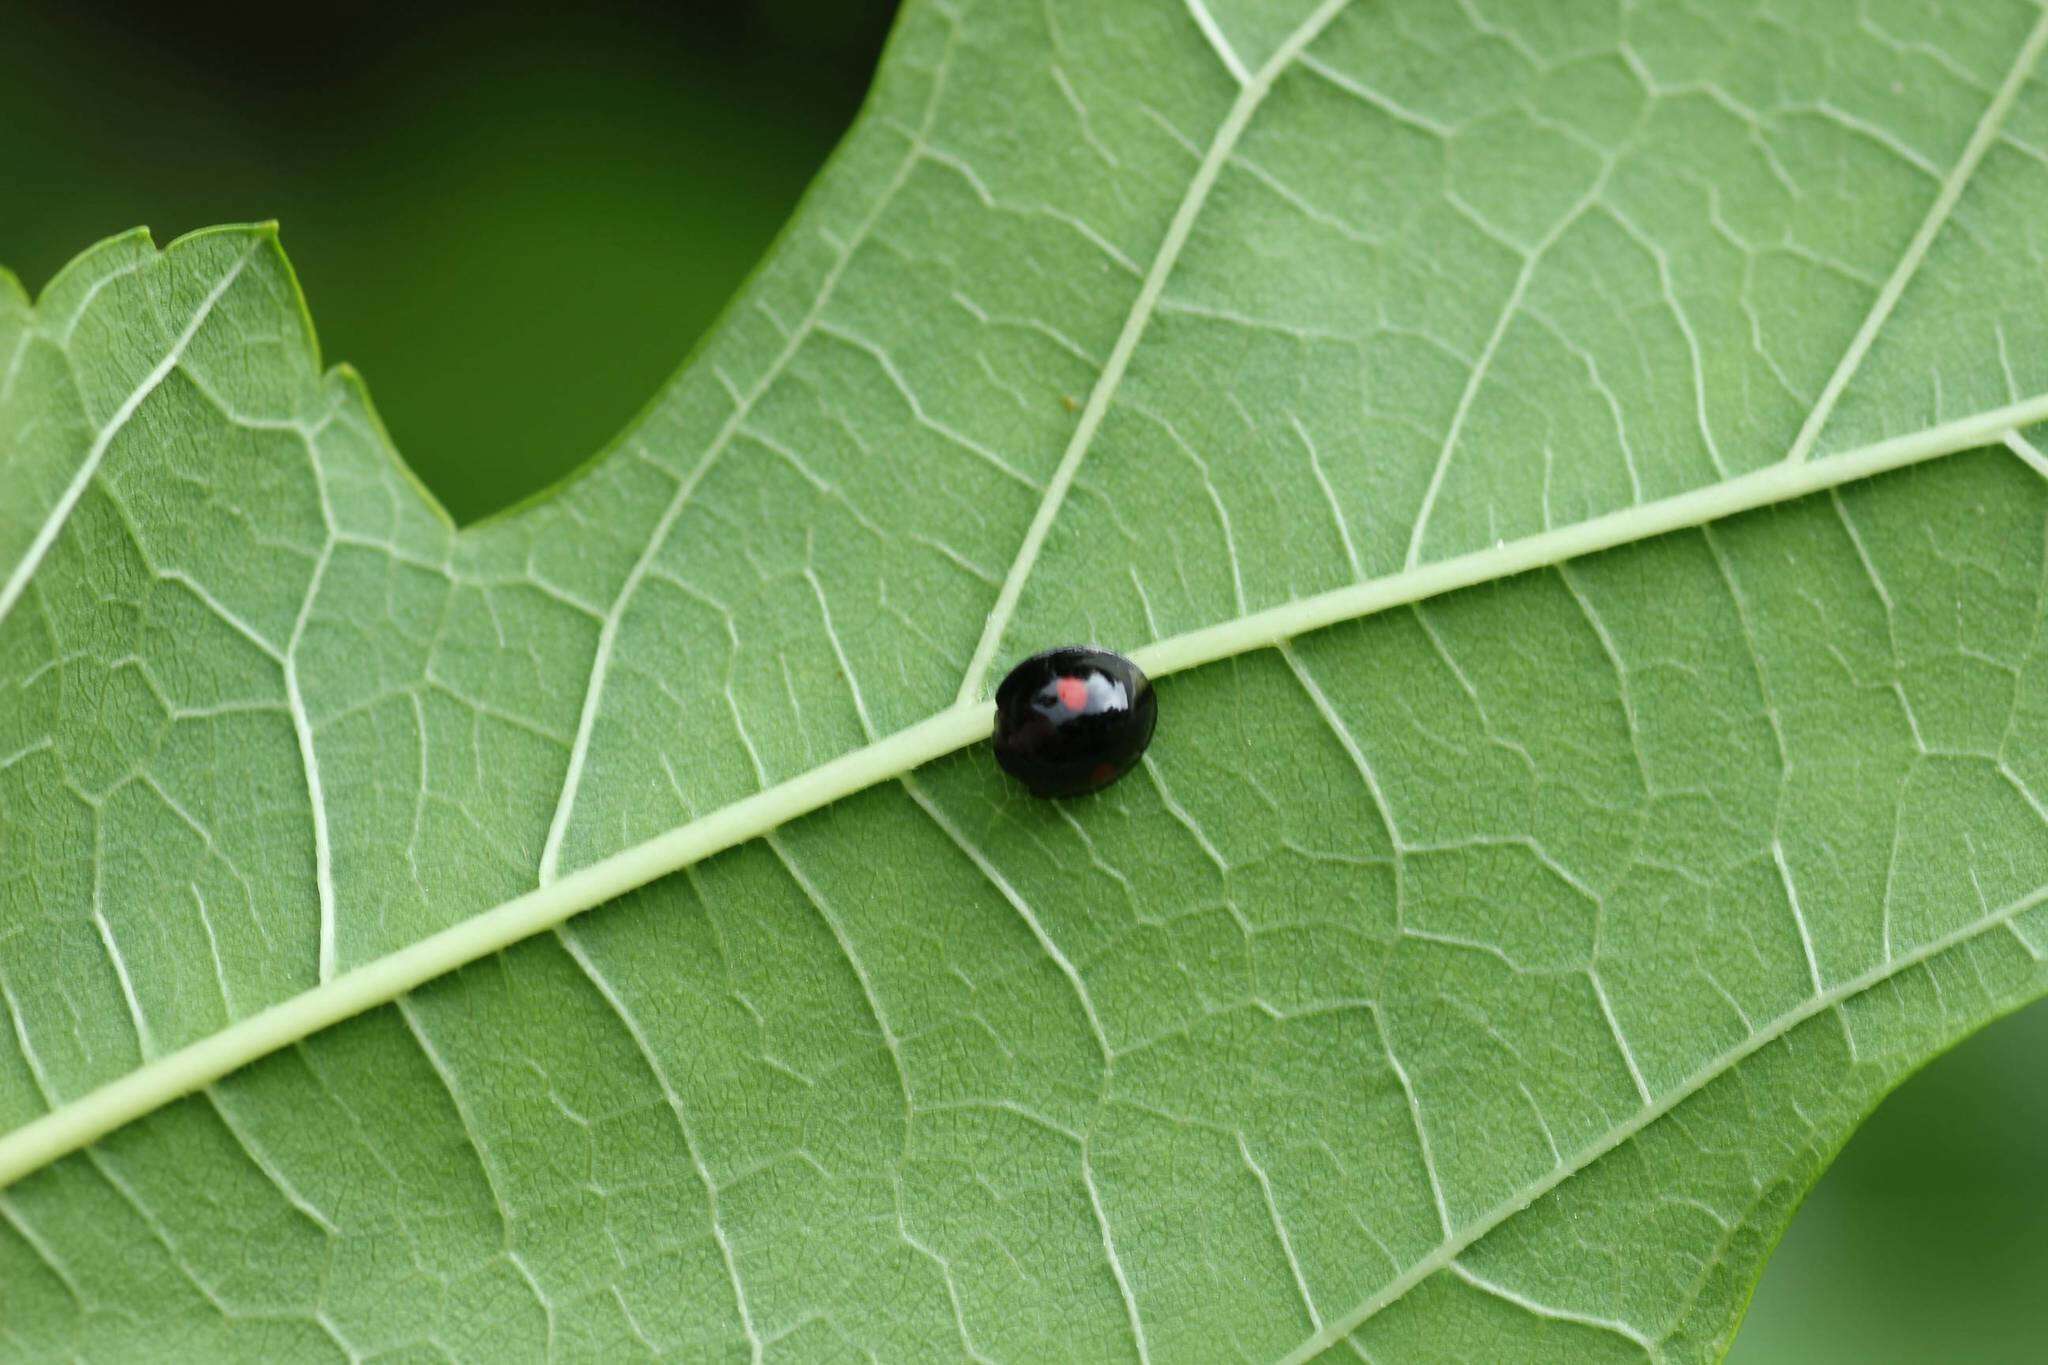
[554,927,762,1360]
[2007,429,2048,479]
[1445,1261,1659,1359]
[1275,879,2048,1364]
[955,0,1355,703]
[1404,166,1616,568]
[1130,392,2048,680]
[1782,5,2048,464]
[1183,0,1251,86]
[0,392,2041,1193]
[536,29,954,886]
[0,699,989,1190]
[0,238,259,627]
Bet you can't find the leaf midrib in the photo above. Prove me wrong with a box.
[8,2,2048,1356]
[1,393,2039,1253]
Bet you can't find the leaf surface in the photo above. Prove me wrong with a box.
[7,1,2048,1358]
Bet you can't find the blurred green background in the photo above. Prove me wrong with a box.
[2,0,898,523]
[5,2,2044,1357]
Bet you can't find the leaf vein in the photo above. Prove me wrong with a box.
[1275,877,2048,1363]
[536,37,957,885]
[4,397,2047,1195]
[957,0,1358,701]
[1782,7,2048,464]
[0,240,258,628]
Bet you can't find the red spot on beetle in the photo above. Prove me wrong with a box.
[993,647,1155,798]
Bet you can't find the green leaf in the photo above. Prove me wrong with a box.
[7,0,2048,1358]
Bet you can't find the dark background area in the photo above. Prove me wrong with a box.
[5,2,2044,1356]
[2,0,897,522]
